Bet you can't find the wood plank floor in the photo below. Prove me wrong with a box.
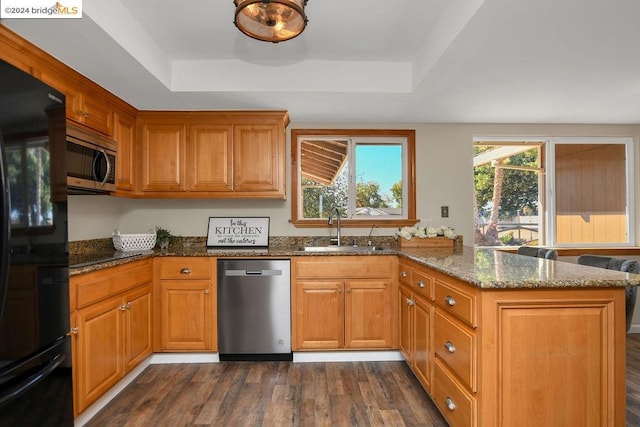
[85,361,447,426]
[86,334,640,426]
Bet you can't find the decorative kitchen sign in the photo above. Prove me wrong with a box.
[206,217,270,247]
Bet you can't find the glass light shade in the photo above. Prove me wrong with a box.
[234,0,308,43]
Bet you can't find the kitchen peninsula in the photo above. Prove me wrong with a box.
[69,243,639,426]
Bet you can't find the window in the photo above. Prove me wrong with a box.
[548,138,634,247]
[6,136,54,230]
[473,136,635,247]
[291,129,417,227]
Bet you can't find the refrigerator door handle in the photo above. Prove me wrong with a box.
[0,142,11,318]
[0,353,65,407]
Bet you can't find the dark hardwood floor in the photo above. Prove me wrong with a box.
[85,334,640,426]
[85,360,447,426]
[627,334,640,426]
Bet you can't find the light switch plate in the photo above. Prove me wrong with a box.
[441,206,449,218]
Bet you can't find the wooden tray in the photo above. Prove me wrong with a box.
[398,236,454,248]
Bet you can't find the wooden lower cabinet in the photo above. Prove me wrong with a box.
[154,257,216,351]
[293,256,396,350]
[70,259,153,415]
[74,283,152,414]
[399,259,626,427]
[398,260,434,391]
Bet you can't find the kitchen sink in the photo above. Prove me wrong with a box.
[297,245,383,253]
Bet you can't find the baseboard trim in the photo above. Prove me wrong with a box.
[293,350,404,363]
[150,352,220,364]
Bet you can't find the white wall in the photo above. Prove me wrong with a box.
[68,122,640,243]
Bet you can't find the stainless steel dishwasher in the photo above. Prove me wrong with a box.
[217,259,291,361]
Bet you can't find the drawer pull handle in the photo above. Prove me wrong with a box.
[67,327,79,336]
[417,280,425,288]
[406,298,415,306]
[180,268,192,275]
[445,397,456,411]
[444,341,456,353]
[444,295,456,306]
[401,271,408,278]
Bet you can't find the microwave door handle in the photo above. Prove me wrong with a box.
[93,148,111,187]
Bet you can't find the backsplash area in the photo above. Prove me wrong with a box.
[69,234,464,255]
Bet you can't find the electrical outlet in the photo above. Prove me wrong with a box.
[441,206,449,218]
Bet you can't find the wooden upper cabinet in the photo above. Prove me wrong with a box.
[113,110,136,194]
[233,124,282,193]
[187,124,233,192]
[135,111,288,198]
[67,84,113,136]
[140,122,187,192]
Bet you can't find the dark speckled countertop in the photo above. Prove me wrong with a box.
[69,243,640,289]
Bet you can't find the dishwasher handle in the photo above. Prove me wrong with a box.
[224,269,283,277]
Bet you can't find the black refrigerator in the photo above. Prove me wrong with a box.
[0,59,73,425]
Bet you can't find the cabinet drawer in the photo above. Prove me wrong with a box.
[295,256,393,279]
[159,257,212,279]
[75,260,152,308]
[434,310,477,392]
[433,358,476,427]
[413,269,434,301]
[434,279,477,327]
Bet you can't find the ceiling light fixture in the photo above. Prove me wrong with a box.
[234,0,308,43]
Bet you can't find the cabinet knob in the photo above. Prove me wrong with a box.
[346,288,351,293]
[406,298,415,306]
[444,341,456,353]
[119,304,128,311]
[401,271,408,278]
[416,280,425,288]
[204,289,209,295]
[338,288,343,294]
[445,397,456,411]
[444,295,456,306]
[125,302,131,309]
[180,268,191,275]
[67,327,79,336]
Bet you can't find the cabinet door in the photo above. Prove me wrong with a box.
[75,296,123,413]
[140,123,187,192]
[158,280,213,351]
[187,125,233,191]
[413,295,432,390]
[78,89,113,136]
[233,124,284,194]
[123,284,152,372]
[345,280,392,348]
[295,281,344,349]
[114,111,136,194]
[398,284,413,361]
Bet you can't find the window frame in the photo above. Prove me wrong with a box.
[290,128,417,228]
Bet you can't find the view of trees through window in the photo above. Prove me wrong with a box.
[6,138,53,229]
[474,144,541,246]
[300,139,404,219]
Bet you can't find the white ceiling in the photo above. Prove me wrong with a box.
[4,0,640,123]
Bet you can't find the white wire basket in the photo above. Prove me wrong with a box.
[112,230,157,252]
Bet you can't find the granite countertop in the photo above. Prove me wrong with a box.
[69,244,640,289]
[399,247,640,289]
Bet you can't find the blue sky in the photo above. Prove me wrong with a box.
[355,145,402,193]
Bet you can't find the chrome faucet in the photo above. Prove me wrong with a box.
[328,207,342,246]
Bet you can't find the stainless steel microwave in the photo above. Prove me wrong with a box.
[66,125,116,194]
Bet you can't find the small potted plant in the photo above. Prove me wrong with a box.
[155,226,172,250]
